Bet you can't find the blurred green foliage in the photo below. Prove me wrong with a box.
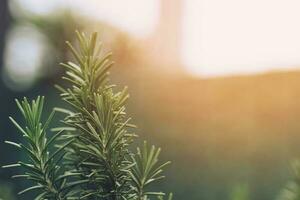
[0,181,16,200]
[230,184,249,200]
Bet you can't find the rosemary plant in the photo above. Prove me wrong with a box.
[2,97,76,199]
[3,31,172,200]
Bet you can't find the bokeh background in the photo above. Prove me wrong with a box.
[1,0,300,199]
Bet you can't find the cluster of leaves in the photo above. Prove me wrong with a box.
[3,32,172,200]
[2,97,75,199]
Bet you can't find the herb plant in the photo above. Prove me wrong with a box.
[3,31,172,200]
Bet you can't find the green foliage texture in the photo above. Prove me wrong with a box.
[3,31,172,200]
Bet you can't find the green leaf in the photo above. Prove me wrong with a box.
[18,185,44,195]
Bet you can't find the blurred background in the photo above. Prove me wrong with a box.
[1,0,300,199]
